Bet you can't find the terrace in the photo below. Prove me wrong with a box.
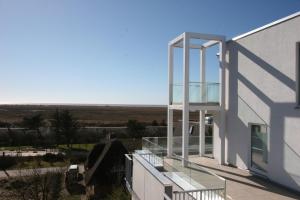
[125,137,226,200]
[125,137,300,200]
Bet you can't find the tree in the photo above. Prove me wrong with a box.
[22,114,44,142]
[151,120,158,126]
[126,120,145,138]
[60,110,79,148]
[7,127,18,147]
[51,110,79,148]
[0,121,11,128]
[160,119,167,126]
[51,109,61,146]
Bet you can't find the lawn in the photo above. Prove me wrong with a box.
[59,138,142,153]
[0,145,35,151]
[11,159,68,169]
[58,143,96,151]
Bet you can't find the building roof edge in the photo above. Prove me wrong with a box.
[230,11,300,42]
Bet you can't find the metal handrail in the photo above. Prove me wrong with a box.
[173,187,225,193]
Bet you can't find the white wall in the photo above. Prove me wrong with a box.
[226,15,300,191]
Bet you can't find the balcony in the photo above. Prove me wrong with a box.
[172,82,220,105]
[126,137,226,200]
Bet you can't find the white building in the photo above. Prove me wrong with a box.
[125,12,300,200]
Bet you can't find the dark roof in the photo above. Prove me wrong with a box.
[85,139,128,185]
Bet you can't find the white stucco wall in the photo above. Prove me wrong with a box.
[226,15,300,191]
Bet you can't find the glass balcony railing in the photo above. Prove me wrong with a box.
[138,137,226,199]
[172,82,220,104]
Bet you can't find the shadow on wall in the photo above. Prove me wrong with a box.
[226,40,300,192]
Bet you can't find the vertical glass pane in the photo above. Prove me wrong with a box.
[251,124,268,172]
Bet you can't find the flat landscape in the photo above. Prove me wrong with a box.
[0,104,200,126]
[0,104,169,126]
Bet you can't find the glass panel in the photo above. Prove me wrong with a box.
[172,82,220,104]
[251,124,268,172]
[140,136,226,196]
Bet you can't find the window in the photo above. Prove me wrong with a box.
[251,124,268,173]
[297,42,300,107]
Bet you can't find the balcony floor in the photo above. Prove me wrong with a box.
[189,156,300,200]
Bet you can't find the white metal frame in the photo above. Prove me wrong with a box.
[167,32,226,166]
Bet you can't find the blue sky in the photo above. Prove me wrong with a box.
[0,0,299,105]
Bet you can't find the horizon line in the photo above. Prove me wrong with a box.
[0,103,167,107]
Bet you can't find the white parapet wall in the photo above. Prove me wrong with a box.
[132,154,172,200]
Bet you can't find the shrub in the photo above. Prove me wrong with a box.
[69,154,87,164]
[126,120,145,138]
[0,156,17,170]
[42,153,65,162]
[105,186,130,200]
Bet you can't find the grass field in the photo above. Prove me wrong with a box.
[0,104,169,125]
